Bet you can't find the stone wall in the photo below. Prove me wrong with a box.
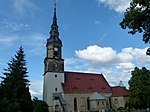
[64,92,111,112]
[111,96,129,109]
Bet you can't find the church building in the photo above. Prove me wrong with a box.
[43,1,129,112]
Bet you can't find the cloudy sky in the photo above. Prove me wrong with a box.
[0,0,150,99]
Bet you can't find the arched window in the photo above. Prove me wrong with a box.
[55,88,57,91]
[55,104,60,111]
[55,74,57,78]
[87,97,90,110]
[97,101,100,106]
[114,99,118,104]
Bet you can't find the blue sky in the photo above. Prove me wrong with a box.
[0,0,150,99]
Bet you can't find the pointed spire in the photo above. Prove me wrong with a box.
[47,0,62,45]
[54,0,56,12]
[52,0,57,27]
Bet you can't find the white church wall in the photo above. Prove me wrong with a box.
[43,72,64,111]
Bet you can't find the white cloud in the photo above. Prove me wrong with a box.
[0,21,31,31]
[75,45,150,67]
[94,20,101,25]
[118,52,133,63]
[0,36,17,43]
[75,45,120,66]
[0,34,19,46]
[64,58,131,87]
[122,47,150,63]
[24,33,46,55]
[65,58,77,65]
[75,45,117,66]
[73,45,150,87]
[65,58,88,72]
[116,63,135,71]
[29,79,43,99]
[0,33,46,55]
[96,0,131,13]
[0,59,6,67]
[12,0,40,15]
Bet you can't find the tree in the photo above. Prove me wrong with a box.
[120,0,150,55]
[128,67,150,109]
[0,46,33,112]
[33,97,49,112]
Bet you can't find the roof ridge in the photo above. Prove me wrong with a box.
[64,71,102,75]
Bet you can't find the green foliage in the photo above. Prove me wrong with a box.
[128,109,147,112]
[33,97,49,112]
[120,0,150,54]
[105,108,147,112]
[127,67,150,109]
[0,46,33,112]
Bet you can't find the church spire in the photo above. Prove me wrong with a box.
[47,0,62,46]
[52,0,57,29]
[54,0,56,12]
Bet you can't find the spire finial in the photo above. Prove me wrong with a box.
[53,0,56,11]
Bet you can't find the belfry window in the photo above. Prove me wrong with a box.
[54,47,58,57]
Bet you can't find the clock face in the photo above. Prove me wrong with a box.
[54,47,58,51]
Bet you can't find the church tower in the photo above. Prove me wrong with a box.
[44,1,64,73]
[43,1,65,111]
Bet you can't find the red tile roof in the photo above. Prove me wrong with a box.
[63,71,112,93]
[111,86,130,97]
